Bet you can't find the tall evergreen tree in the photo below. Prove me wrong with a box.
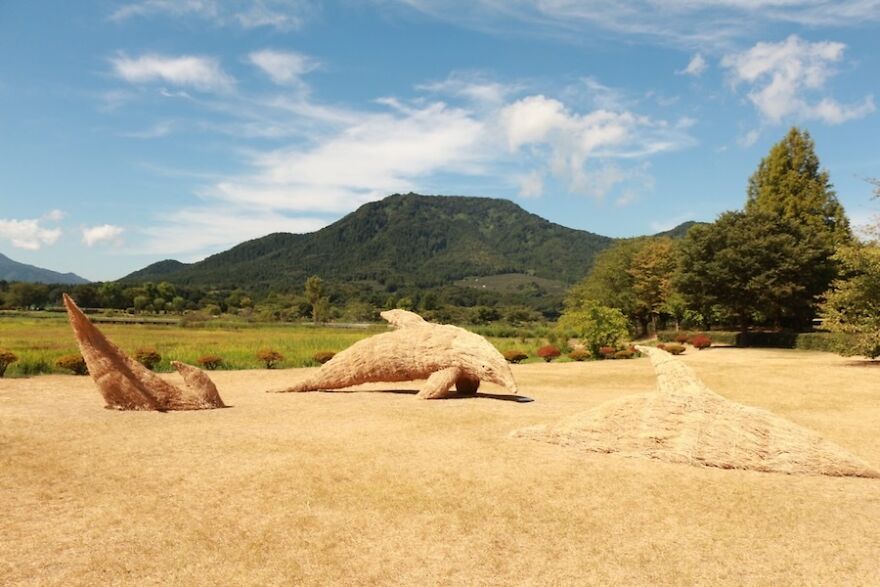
[746,127,851,245]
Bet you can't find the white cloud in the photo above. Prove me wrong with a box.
[0,217,62,250]
[111,53,235,92]
[44,209,65,222]
[82,225,125,247]
[139,208,327,255]
[417,72,522,106]
[391,0,880,48]
[678,53,708,76]
[517,171,544,198]
[111,0,309,31]
[499,95,692,197]
[722,35,875,125]
[249,50,318,86]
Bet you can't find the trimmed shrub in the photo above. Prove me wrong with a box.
[656,343,666,351]
[658,330,738,346]
[313,351,335,365]
[663,343,686,355]
[690,334,712,350]
[674,333,689,344]
[56,354,88,375]
[614,350,636,360]
[567,349,590,362]
[0,350,18,378]
[197,354,223,370]
[257,349,284,369]
[537,345,561,362]
[504,350,529,364]
[134,347,162,370]
[735,331,798,348]
[599,346,617,359]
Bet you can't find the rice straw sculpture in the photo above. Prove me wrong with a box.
[271,309,518,399]
[63,294,226,411]
[513,345,879,478]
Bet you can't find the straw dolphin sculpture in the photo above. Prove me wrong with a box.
[514,345,879,478]
[63,294,226,411]
[272,309,519,399]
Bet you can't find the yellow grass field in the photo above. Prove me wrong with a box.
[2,348,879,586]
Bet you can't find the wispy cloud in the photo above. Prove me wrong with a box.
[110,0,311,31]
[722,35,875,125]
[0,216,62,250]
[82,225,125,247]
[248,49,319,86]
[111,53,235,92]
[389,0,880,48]
[677,53,708,76]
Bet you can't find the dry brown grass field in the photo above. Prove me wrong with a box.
[2,348,879,586]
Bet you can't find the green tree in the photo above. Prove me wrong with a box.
[675,211,830,330]
[304,275,328,323]
[820,243,880,358]
[557,302,630,357]
[746,127,851,246]
[627,238,676,335]
[564,239,643,329]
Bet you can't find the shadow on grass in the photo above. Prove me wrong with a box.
[312,388,534,403]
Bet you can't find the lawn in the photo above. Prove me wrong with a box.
[1,347,878,585]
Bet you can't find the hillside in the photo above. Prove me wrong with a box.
[122,193,698,290]
[122,193,620,288]
[0,253,89,284]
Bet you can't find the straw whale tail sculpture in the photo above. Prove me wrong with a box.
[514,345,879,478]
[63,293,226,411]
[272,309,519,399]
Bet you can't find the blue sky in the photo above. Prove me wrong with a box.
[1,1,879,281]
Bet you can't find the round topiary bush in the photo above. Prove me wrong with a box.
[0,349,18,378]
[599,346,617,359]
[504,350,529,364]
[536,345,561,362]
[567,349,590,362]
[690,334,712,350]
[197,354,223,370]
[56,354,88,375]
[134,347,162,371]
[312,351,335,365]
[663,343,686,355]
[614,350,636,360]
[257,349,284,369]
[674,333,689,344]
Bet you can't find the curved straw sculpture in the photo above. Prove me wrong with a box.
[63,294,226,411]
[514,345,879,478]
[272,309,518,399]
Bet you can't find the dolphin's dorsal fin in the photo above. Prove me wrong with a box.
[380,309,428,329]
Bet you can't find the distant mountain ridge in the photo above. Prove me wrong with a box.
[122,193,697,289]
[0,253,89,284]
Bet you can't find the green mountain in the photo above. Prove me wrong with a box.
[0,252,89,284]
[122,193,690,289]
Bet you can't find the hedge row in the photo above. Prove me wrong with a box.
[657,330,856,353]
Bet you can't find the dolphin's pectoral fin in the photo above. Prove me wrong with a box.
[418,367,462,399]
[455,375,480,395]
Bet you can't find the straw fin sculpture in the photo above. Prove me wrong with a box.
[514,345,879,478]
[272,309,517,399]
[63,294,226,411]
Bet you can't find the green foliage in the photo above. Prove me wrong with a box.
[746,127,851,246]
[305,276,329,323]
[675,210,834,330]
[56,354,88,375]
[0,349,18,377]
[197,355,223,370]
[504,350,529,364]
[536,345,561,362]
[821,243,880,358]
[557,302,630,357]
[312,351,336,365]
[134,347,162,370]
[257,349,284,369]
